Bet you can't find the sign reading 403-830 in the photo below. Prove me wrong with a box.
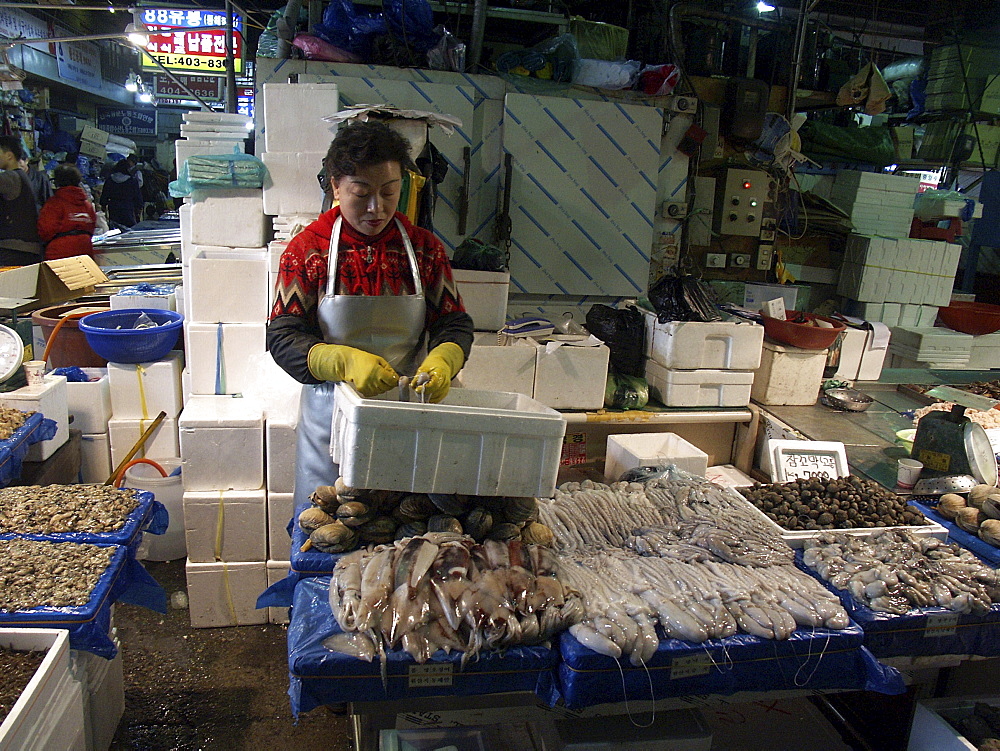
[139,8,243,75]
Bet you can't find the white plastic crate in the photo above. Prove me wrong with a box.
[452,269,510,331]
[330,383,566,497]
[644,361,753,407]
[643,313,764,370]
[604,432,709,483]
[0,628,85,751]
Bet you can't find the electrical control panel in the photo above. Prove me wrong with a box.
[713,168,771,237]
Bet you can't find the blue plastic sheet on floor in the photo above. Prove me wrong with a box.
[286,576,559,715]
[257,503,343,609]
[0,543,166,657]
[542,620,902,709]
[8,490,167,555]
[911,500,1000,566]
[796,551,1000,658]
[0,413,57,487]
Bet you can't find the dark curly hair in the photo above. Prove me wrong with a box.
[54,164,82,188]
[324,120,416,183]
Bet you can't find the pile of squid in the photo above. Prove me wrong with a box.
[324,532,583,665]
[803,530,1000,615]
[537,478,851,662]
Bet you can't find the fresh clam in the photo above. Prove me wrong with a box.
[982,495,1000,521]
[394,521,427,540]
[500,496,537,524]
[310,485,340,512]
[357,516,397,543]
[968,484,995,510]
[337,501,373,528]
[429,493,471,517]
[462,507,493,540]
[488,522,521,541]
[396,493,437,522]
[937,494,967,520]
[298,506,336,533]
[427,514,463,534]
[520,521,555,547]
[956,507,984,533]
[309,521,358,553]
[979,519,1000,547]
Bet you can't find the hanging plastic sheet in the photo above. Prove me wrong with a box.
[796,551,1000,658]
[6,490,167,556]
[0,543,166,657]
[256,503,341,610]
[540,620,902,709]
[286,576,558,715]
[911,500,1000,566]
[0,412,57,488]
[312,0,387,58]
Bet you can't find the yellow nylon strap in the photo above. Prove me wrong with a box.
[135,364,150,421]
[215,490,238,625]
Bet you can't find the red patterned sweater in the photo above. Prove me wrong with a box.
[266,207,473,384]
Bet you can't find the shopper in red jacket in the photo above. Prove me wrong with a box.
[38,164,97,261]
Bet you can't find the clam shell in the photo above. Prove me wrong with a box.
[520,521,555,547]
[334,477,359,498]
[968,484,996,509]
[500,496,537,524]
[982,495,1000,521]
[396,494,438,522]
[298,506,336,533]
[488,522,521,540]
[310,521,358,553]
[937,494,967,520]
[358,516,397,543]
[429,493,471,516]
[337,501,373,528]
[394,521,428,541]
[462,507,493,540]
[310,485,340,512]
[427,514,463,534]
[956,507,984,533]
[979,519,1000,547]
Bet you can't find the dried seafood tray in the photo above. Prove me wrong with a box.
[0,540,164,658]
[0,486,164,550]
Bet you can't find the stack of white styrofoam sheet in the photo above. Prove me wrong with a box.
[183,488,267,562]
[830,171,919,238]
[262,152,326,216]
[189,189,268,248]
[838,234,961,308]
[261,83,339,153]
[967,331,1000,369]
[889,326,973,364]
[175,111,249,173]
[272,215,318,242]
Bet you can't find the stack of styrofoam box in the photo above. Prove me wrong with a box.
[107,352,184,468]
[838,233,961,311]
[0,374,69,461]
[888,326,974,369]
[174,111,249,175]
[845,300,940,328]
[829,171,919,238]
[642,313,763,408]
[66,368,112,483]
[260,83,338,218]
[966,331,1000,370]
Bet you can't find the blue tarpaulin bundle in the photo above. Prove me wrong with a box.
[256,503,340,610]
[0,543,166,657]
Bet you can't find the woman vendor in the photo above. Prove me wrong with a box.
[266,121,474,510]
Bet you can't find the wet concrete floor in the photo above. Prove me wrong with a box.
[110,559,352,751]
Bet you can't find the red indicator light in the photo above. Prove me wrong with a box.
[742,180,752,189]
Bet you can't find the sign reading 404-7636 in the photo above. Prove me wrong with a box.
[139,8,243,75]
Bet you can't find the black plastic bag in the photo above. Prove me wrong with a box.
[585,304,645,377]
[648,272,721,324]
[451,238,507,272]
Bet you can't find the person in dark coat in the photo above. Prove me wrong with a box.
[38,164,97,261]
[100,159,144,228]
[0,135,42,265]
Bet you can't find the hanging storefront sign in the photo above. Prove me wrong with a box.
[96,107,157,137]
[237,84,254,120]
[154,74,223,101]
[55,40,101,89]
[0,8,50,53]
[139,8,243,75]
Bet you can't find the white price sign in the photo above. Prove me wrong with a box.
[408,663,453,688]
[924,613,959,638]
[768,440,850,483]
[669,653,712,680]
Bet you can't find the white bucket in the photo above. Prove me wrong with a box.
[125,458,185,561]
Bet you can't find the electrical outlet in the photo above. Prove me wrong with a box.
[757,244,774,271]
[705,253,726,268]
[732,253,751,268]
[662,201,688,219]
[668,96,698,113]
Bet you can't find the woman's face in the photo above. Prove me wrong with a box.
[333,160,403,237]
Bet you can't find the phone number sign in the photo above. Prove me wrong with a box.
[140,8,243,75]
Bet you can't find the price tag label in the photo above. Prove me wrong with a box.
[924,613,959,638]
[670,653,712,680]
[408,663,453,688]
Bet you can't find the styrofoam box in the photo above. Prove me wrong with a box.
[108,351,184,419]
[175,139,244,176]
[456,336,535,397]
[451,269,510,331]
[179,396,264,491]
[643,314,764,371]
[967,332,1000,369]
[65,367,110,434]
[183,488,266,563]
[750,341,827,406]
[262,83,339,153]
[832,328,889,383]
[108,416,179,468]
[79,432,111,484]
[0,628,85,751]
[179,203,192,263]
[532,341,610,411]
[188,248,269,323]
[266,420,298,495]
[644,361,753,407]
[187,323,266,395]
[0,374,68,462]
[909,697,997,751]
[604,432,709,483]
[267,491,294,561]
[262,151,326,216]
[185,560,268,628]
[190,189,268,248]
[110,289,176,311]
[266,560,291,624]
[330,383,566,497]
[70,635,124,751]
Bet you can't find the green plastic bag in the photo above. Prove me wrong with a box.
[604,372,649,410]
[799,122,896,167]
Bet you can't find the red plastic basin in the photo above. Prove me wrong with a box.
[760,311,846,350]
[938,301,1000,336]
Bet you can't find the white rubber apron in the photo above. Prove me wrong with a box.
[293,216,425,508]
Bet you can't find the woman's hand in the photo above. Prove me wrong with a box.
[414,343,465,403]
[307,343,399,397]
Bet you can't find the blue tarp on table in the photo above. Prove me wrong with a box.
[911,499,1000,566]
[0,412,57,487]
[0,542,166,657]
[542,621,902,709]
[796,551,1000,658]
[257,503,342,611]
[287,576,559,715]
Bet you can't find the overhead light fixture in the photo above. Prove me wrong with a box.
[137,91,153,104]
[757,1,775,10]
[124,72,139,92]
[125,16,149,47]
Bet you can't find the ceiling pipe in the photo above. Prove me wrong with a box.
[468,0,487,71]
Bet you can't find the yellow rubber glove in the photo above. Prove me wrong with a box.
[413,342,465,403]
[307,343,399,397]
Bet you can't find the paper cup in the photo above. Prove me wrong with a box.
[896,458,923,490]
[23,360,45,386]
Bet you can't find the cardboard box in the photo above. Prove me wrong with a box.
[80,125,109,145]
[185,560,268,628]
[183,488,267,563]
[0,256,107,307]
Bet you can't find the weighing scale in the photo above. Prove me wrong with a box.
[911,400,999,494]
[0,298,37,392]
